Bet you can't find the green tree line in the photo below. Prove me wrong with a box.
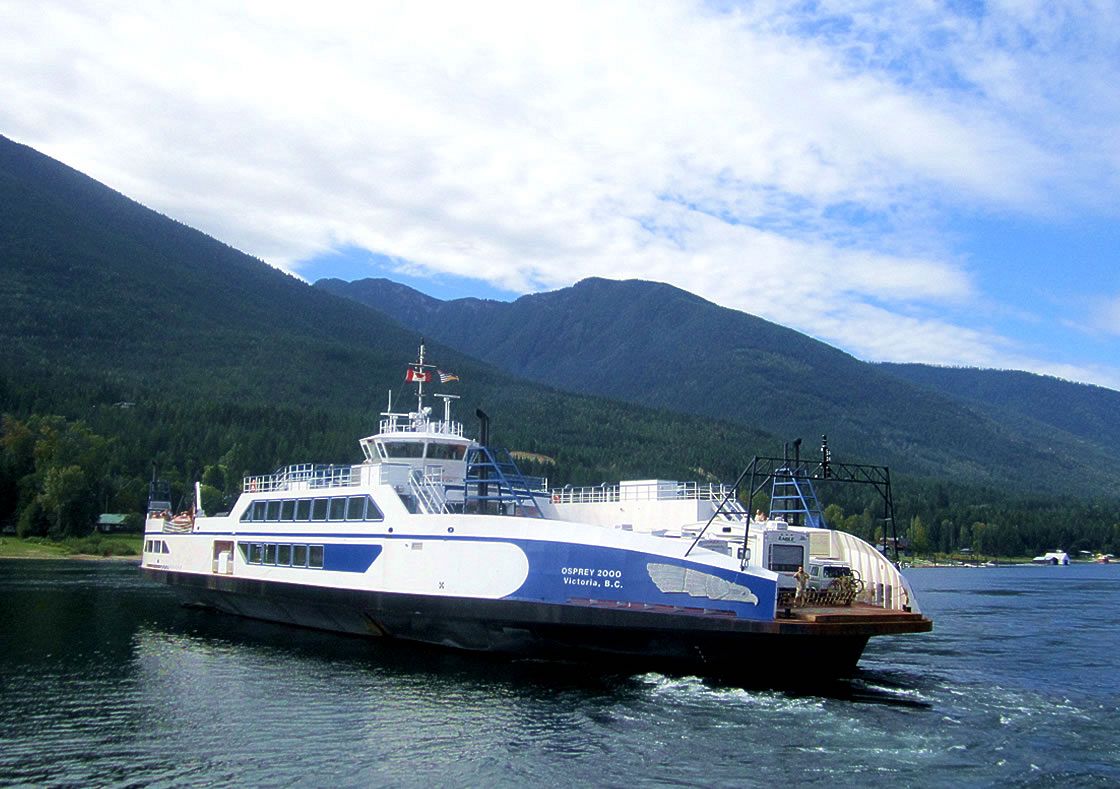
[4,405,1117,556]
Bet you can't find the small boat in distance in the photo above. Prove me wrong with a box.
[141,343,931,681]
[1032,550,1071,565]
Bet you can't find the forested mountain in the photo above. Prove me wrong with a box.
[315,277,1119,496]
[1,133,1116,555]
[0,134,776,535]
[877,363,1120,455]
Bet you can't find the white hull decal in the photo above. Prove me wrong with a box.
[646,563,759,606]
[377,540,529,598]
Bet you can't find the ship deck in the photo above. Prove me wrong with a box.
[777,602,932,636]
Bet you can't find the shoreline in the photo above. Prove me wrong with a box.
[0,551,140,562]
[0,535,142,562]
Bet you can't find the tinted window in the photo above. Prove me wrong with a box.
[280,500,295,521]
[428,443,465,460]
[295,499,311,521]
[252,500,267,521]
[238,543,250,562]
[249,543,264,564]
[366,498,384,521]
[277,544,292,566]
[292,544,308,567]
[311,498,328,521]
[346,496,367,520]
[265,500,281,521]
[769,544,805,573]
[309,545,324,569]
[328,498,346,521]
[264,544,277,564]
[384,441,424,458]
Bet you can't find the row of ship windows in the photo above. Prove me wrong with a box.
[145,539,170,554]
[239,542,325,569]
[379,441,466,460]
[240,495,383,523]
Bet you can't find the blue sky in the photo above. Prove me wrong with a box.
[1,0,1118,389]
[300,248,518,303]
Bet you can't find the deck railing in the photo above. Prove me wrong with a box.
[409,467,449,514]
[243,463,360,493]
[378,415,465,436]
[549,481,741,505]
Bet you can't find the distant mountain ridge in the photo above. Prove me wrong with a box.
[315,276,1120,495]
[877,363,1120,453]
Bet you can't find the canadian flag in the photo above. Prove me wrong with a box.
[405,368,431,382]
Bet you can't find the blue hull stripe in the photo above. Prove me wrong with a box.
[156,532,776,619]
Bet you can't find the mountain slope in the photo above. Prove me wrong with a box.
[878,363,1120,457]
[0,134,779,490]
[316,276,1119,495]
[0,135,420,408]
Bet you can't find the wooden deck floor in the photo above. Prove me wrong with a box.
[776,603,933,635]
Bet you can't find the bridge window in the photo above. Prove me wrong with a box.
[265,500,281,521]
[280,500,295,521]
[428,443,465,460]
[328,497,347,521]
[383,441,424,458]
[311,498,328,521]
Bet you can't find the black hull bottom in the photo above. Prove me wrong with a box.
[144,569,876,680]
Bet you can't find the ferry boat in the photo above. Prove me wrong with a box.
[141,344,931,679]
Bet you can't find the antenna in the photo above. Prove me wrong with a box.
[436,393,460,424]
[408,338,438,413]
[416,339,425,412]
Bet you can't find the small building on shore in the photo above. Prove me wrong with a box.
[96,514,133,533]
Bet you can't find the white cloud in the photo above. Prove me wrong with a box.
[0,0,1118,388]
[1088,295,1120,337]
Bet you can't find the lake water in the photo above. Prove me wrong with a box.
[1,560,1118,787]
